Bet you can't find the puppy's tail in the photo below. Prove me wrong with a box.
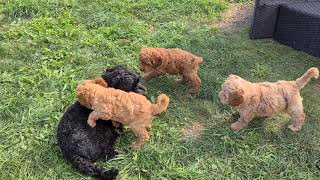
[295,67,319,89]
[71,155,118,180]
[152,94,170,115]
[82,77,108,87]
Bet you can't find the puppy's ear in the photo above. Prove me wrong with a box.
[151,56,162,67]
[140,51,162,68]
[143,57,161,67]
[229,89,244,106]
[94,77,108,87]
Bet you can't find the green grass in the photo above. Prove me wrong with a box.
[0,0,320,179]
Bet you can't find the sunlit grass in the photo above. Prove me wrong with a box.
[0,0,319,179]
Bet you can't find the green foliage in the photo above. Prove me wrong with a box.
[2,0,74,18]
[0,0,320,179]
[251,63,272,78]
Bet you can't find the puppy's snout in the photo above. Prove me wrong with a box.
[218,91,227,104]
[139,64,144,71]
[135,83,147,95]
[137,83,146,90]
[139,78,146,84]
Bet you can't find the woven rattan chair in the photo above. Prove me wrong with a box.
[250,0,319,39]
[274,2,320,57]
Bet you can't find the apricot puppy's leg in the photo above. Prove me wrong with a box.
[287,97,305,132]
[231,112,254,131]
[183,73,201,95]
[175,75,189,83]
[87,111,100,128]
[87,111,112,128]
[130,126,150,150]
[143,70,163,81]
[288,112,305,132]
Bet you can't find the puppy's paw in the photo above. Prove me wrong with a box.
[130,143,142,150]
[231,122,245,131]
[87,119,96,128]
[174,78,187,83]
[288,124,301,132]
[112,121,121,128]
[189,88,199,95]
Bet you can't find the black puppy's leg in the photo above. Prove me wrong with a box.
[71,155,118,180]
[106,149,118,160]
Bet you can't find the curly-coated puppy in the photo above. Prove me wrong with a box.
[101,66,146,95]
[218,67,319,132]
[76,77,170,150]
[139,48,203,95]
[57,66,146,180]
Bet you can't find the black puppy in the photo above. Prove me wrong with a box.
[57,66,146,180]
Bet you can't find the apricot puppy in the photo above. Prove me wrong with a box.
[139,48,203,95]
[218,67,319,132]
[76,77,170,149]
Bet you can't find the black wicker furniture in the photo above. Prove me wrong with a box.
[250,0,311,39]
[274,2,320,57]
[250,0,320,58]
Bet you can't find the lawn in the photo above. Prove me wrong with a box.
[1,0,320,179]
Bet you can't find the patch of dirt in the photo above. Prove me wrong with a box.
[0,14,13,30]
[0,24,14,30]
[216,3,254,32]
[182,122,205,139]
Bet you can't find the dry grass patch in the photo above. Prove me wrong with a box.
[182,122,205,139]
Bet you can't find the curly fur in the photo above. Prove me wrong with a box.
[139,48,203,95]
[57,66,146,180]
[76,77,170,150]
[101,66,146,95]
[218,67,319,132]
